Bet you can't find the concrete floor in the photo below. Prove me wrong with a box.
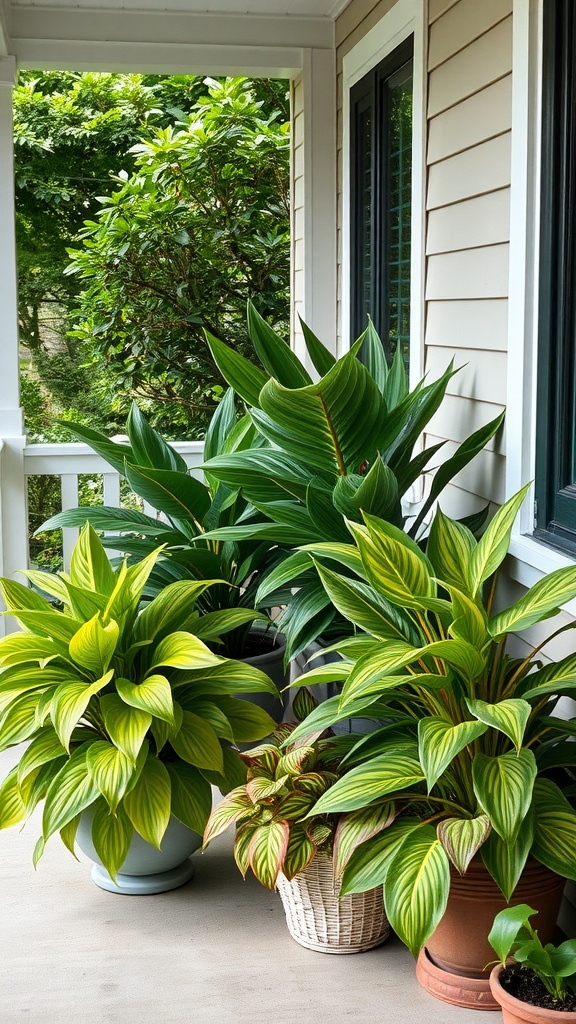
[0,748,499,1024]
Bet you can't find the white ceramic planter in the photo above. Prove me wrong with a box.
[76,813,201,895]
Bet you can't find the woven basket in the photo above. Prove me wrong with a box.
[276,853,390,954]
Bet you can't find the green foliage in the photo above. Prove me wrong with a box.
[290,488,576,957]
[0,524,280,878]
[489,905,576,1004]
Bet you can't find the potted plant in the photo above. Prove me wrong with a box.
[286,486,576,1005]
[202,689,390,954]
[488,904,576,1022]
[0,524,280,894]
[202,302,504,661]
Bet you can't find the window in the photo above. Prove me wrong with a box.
[535,0,576,554]
[350,38,413,364]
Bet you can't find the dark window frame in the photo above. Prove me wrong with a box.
[535,0,576,555]
[349,37,414,362]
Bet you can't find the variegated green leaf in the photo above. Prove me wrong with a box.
[489,564,576,637]
[0,577,49,613]
[91,801,133,881]
[132,579,216,643]
[313,560,415,642]
[282,823,316,880]
[309,751,425,815]
[469,485,531,595]
[274,790,315,821]
[100,693,151,761]
[233,822,256,877]
[203,786,256,846]
[19,569,70,605]
[8,610,83,645]
[531,778,576,880]
[176,660,279,697]
[466,698,531,752]
[437,815,491,874]
[0,767,26,829]
[341,819,422,896]
[248,819,290,889]
[333,803,397,878]
[50,670,113,751]
[166,762,212,835]
[0,691,43,752]
[520,654,576,699]
[42,746,100,840]
[347,517,436,609]
[472,748,537,843]
[384,825,451,957]
[426,507,475,593]
[68,614,119,674]
[170,710,224,773]
[0,633,62,668]
[210,697,277,744]
[86,741,135,812]
[59,814,81,858]
[149,632,221,672]
[16,727,67,784]
[246,775,288,803]
[447,585,489,648]
[69,523,115,596]
[480,808,534,900]
[122,754,171,848]
[276,747,316,778]
[418,717,487,791]
[116,674,174,725]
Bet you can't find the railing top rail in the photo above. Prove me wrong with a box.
[23,440,205,476]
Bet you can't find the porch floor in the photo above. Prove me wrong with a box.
[0,748,499,1024]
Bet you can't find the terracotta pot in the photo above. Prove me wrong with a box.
[489,965,576,1023]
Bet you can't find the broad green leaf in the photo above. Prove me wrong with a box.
[59,814,81,858]
[332,457,400,527]
[299,317,336,378]
[90,801,133,881]
[42,745,100,840]
[124,461,210,531]
[426,507,476,593]
[469,484,531,595]
[488,903,538,965]
[466,698,531,752]
[6,610,83,645]
[489,563,576,637]
[179,660,279,697]
[170,710,224,772]
[255,550,315,604]
[101,694,151,761]
[0,577,48,613]
[281,822,316,880]
[437,815,491,874]
[0,768,26,829]
[16,727,67,784]
[341,818,422,895]
[132,579,216,643]
[481,808,534,900]
[248,820,290,889]
[211,697,277,744]
[309,751,425,815]
[203,387,237,464]
[0,633,63,668]
[384,339,409,409]
[116,674,174,725]
[333,803,397,877]
[69,614,119,673]
[447,585,489,649]
[126,401,188,473]
[359,320,388,394]
[53,418,133,475]
[472,748,537,842]
[418,718,487,792]
[86,741,135,812]
[247,301,311,387]
[188,608,262,642]
[203,786,256,846]
[531,778,576,880]
[18,569,70,605]
[206,330,268,407]
[167,762,212,834]
[0,691,43,752]
[69,523,115,596]
[299,540,365,577]
[347,517,436,609]
[384,825,451,957]
[39,504,175,537]
[287,693,391,745]
[149,631,221,672]
[313,560,416,642]
[50,670,114,751]
[181,697,234,743]
[521,653,576,700]
[122,755,171,848]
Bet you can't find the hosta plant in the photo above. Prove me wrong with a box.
[202,689,395,889]
[201,302,504,658]
[287,485,576,956]
[0,524,280,880]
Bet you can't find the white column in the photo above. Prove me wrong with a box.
[0,56,29,632]
[296,47,338,363]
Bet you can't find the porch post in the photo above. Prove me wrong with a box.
[294,47,337,362]
[0,56,29,631]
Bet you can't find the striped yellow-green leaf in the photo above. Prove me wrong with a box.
[91,801,133,881]
[68,614,119,674]
[333,803,396,878]
[437,815,491,874]
[313,560,416,642]
[248,820,290,889]
[275,791,315,822]
[116,674,174,725]
[0,768,26,829]
[276,747,316,778]
[446,585,489,649]
[203,786,256,846]
[0,691,43,753]
[209,696,277,744]
[170,710,224,773]
[384,825,451,957]
[148,631,221,672]
[469,485,531,596]
[59,814,81,858]
[122,754,171,849]
[0,577,49,613]
[166,762,212,835]
[42,745,100,840]
[472,748,537,843]
[309,751,425,816]
[531,778,576,880]
[282,823,316,881]
[8,610,83,645]
[520,654,576,700]
[489,563,576,637]
[246,775,288,803]
[340,819,422,896]
[100,693,151,761]
[189,609,263,642]
[16,727,66,785]
[133,579,216,643]
[183,698,234,743]
[287,693,389,745]
[0,633,62,668]
[19,569,70,606]
[347,517,436,609]
[233,822,256,877]
[480,809,534,900]
[85,741,135,812]
[466,698,531,752]
[50,670,114,751]
[418,717,487,792]
[69,523,115,596]
[427,507,476,593]
[180,661,279,697]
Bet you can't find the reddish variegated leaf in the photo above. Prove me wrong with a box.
[248,820,290,889]
[276,746,316,778]
[295,772,334,796]
[274,723,296,744]
[306,821,332,848]
[246,775,289,803]
[437,814,492,874]
[274,791,315,821]
[203,787,256,847]
[333,802,397,878]
[234,822,256,877]
[238,744,280,774]
[282,823,316,881]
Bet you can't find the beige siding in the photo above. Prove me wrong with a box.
[428,17,512,118]
[427,189,511,254]
[427,135,511,208]
[428,76,512,164]
[428,0,512,70]
[425,298,508,350]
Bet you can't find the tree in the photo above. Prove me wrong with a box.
[66,77,290,435]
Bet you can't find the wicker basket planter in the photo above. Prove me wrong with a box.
[276,853,390,954]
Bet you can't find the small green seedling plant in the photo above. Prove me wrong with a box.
[488,904,576,1004]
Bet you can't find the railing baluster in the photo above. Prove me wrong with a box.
[103,472,122,561]
[60,474,79,571]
